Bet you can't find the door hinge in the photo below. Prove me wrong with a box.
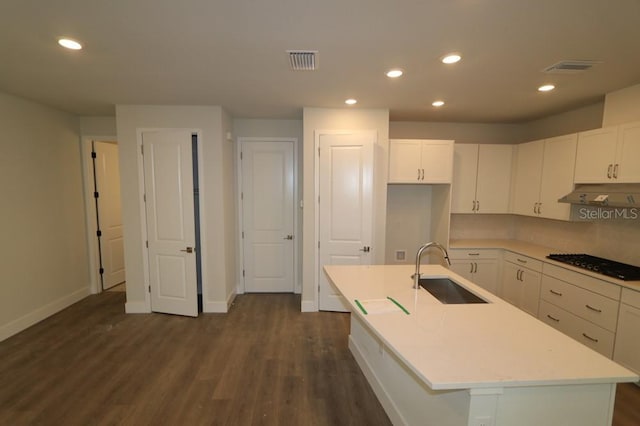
[318,241,320,249]
[240,151,243,160]
[241,231,244,239]
[242,269,245,277]
[143,193,146,202]
[99,267,104,275]
[141,145,144,155]
[91,151,96,159]
[241,192,243,200]
[94,191,99,198]
[145,241,148,248]
[96,230,102,237]
[318,147,320,156]
[148,285,151,293]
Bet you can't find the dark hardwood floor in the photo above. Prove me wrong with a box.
[1,292,638,425]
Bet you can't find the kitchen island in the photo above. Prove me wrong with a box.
[324,264,638,426]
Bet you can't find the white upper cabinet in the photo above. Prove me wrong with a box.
[388,139,454,184]
[512,134,577,220]
[575,121,640,183]
[452,144,513,213]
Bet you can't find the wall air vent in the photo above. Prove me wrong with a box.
[287,50,318,71]
[543,60,601,74]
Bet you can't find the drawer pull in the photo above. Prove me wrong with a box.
[516,258,527,264]
[549,289,563,296]
[585,304,602,313]
[546,314,560,322]
[582,333,599,343]
[468,253,480,256]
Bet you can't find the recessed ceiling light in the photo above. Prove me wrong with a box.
[345,98,357,105]
[538,84,556,92]
[441,54,461,64]
[386,69,403,78]
[58,38,82,50]
[432,100,445,107]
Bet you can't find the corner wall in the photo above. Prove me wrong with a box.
[0,92,89,341]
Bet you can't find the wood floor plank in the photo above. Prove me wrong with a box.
[1,292,638,425]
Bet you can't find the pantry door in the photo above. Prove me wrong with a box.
[318,131,375,312]
[240,140,295,293]
[142,129,198,317]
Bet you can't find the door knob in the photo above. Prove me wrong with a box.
[283,235,294,240]
[180,247,194,253]
[359,246,371,253]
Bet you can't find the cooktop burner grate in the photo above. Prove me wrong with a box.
[546,254,640,281]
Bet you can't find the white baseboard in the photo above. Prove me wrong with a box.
[0,286,90,342]
[124,300,150,314]
[301,300,317,312]
[203,290,236,313]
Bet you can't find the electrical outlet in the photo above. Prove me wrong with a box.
[473,416,494,426]
[395,250,406,262]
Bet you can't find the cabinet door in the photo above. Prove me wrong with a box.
[574,127,618,183]
[451,144,479,213]
[512,140,544,216]
[613,302,640,374]
[388,139,422,183]
[616,121,640,182]
[473,260,500,295]
[539,134,577,221]
[449,259,474,281]
[501,262,521,307]
[476,144,513,214]
[520,268,542,317]
[420,140,454,183]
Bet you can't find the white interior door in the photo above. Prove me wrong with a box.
[142,130,197,317]
[93,141,125,289]
[241,140,295,293]
[318,132,374,312]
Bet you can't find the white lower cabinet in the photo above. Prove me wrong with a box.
[449,249,500,295]
[613,288,640,375]
[539,263,621,358]
[501,252,542,317]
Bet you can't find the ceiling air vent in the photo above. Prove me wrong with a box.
[287,50,318,71]
[543,60,601,74]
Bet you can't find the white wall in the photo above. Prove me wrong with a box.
[115,105,236,313]
[522,102,604,141]
[0,92,89,341]
[79,116,117,136]
[302,108,389,311]
[390,121,526,144]
[603,83,640,126]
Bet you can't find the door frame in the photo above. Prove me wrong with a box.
[136,128,208,313]
[313,129,377,311]
[236,137,299,294]
[81,135,118,295]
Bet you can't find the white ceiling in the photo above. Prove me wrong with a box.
[2,0,640,123]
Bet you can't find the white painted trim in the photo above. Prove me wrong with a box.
[81,135,117,294]
[124,301,151,314]
[136,129,152,313]
[0,287,90,341]
[301,300,318,313]
[236,137,299,295]
[204,290,237,313]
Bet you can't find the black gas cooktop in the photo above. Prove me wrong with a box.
[546,253,640,281]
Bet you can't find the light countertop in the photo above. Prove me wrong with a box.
[324,264,638,391]
[450,238,640,292]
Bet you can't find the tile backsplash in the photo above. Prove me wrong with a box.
[451,214,640,267]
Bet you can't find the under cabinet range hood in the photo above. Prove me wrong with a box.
[559,184,640,207]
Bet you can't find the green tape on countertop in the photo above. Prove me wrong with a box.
[354,299,368,315]
[387,296,410,315]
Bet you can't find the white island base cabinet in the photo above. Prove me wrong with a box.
[349,314,617,426]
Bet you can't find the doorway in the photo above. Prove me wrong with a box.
[90,140,126,291]
[238,138,297,293]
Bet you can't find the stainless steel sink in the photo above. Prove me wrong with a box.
[418,277,487,304]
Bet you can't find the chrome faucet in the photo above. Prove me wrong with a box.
[412,242,451,289]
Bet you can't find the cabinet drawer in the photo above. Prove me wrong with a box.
[504,251,542,272]
[541,275,619,331]
[449,249,500,260]
[539,300,615,357]
[621,287,640,309]
[542,263,621,300]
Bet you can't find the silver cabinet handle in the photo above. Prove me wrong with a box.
[472,200,477,211]
[549,289,562,296]
[359,246,371,252]
[180,247,194,253]
[607,164,612,179]
[473,263,478,273]
[585,304,602,313]
[476,200,480,212]
[613,163,619,179]
[421,169,425,180]
[547,314,560,322]
[283,235,294,240]
[417,168,421,180]
[517,258,527,264]
[537,203,542,215]
[582,333,599,343]
[470,263,474,273]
